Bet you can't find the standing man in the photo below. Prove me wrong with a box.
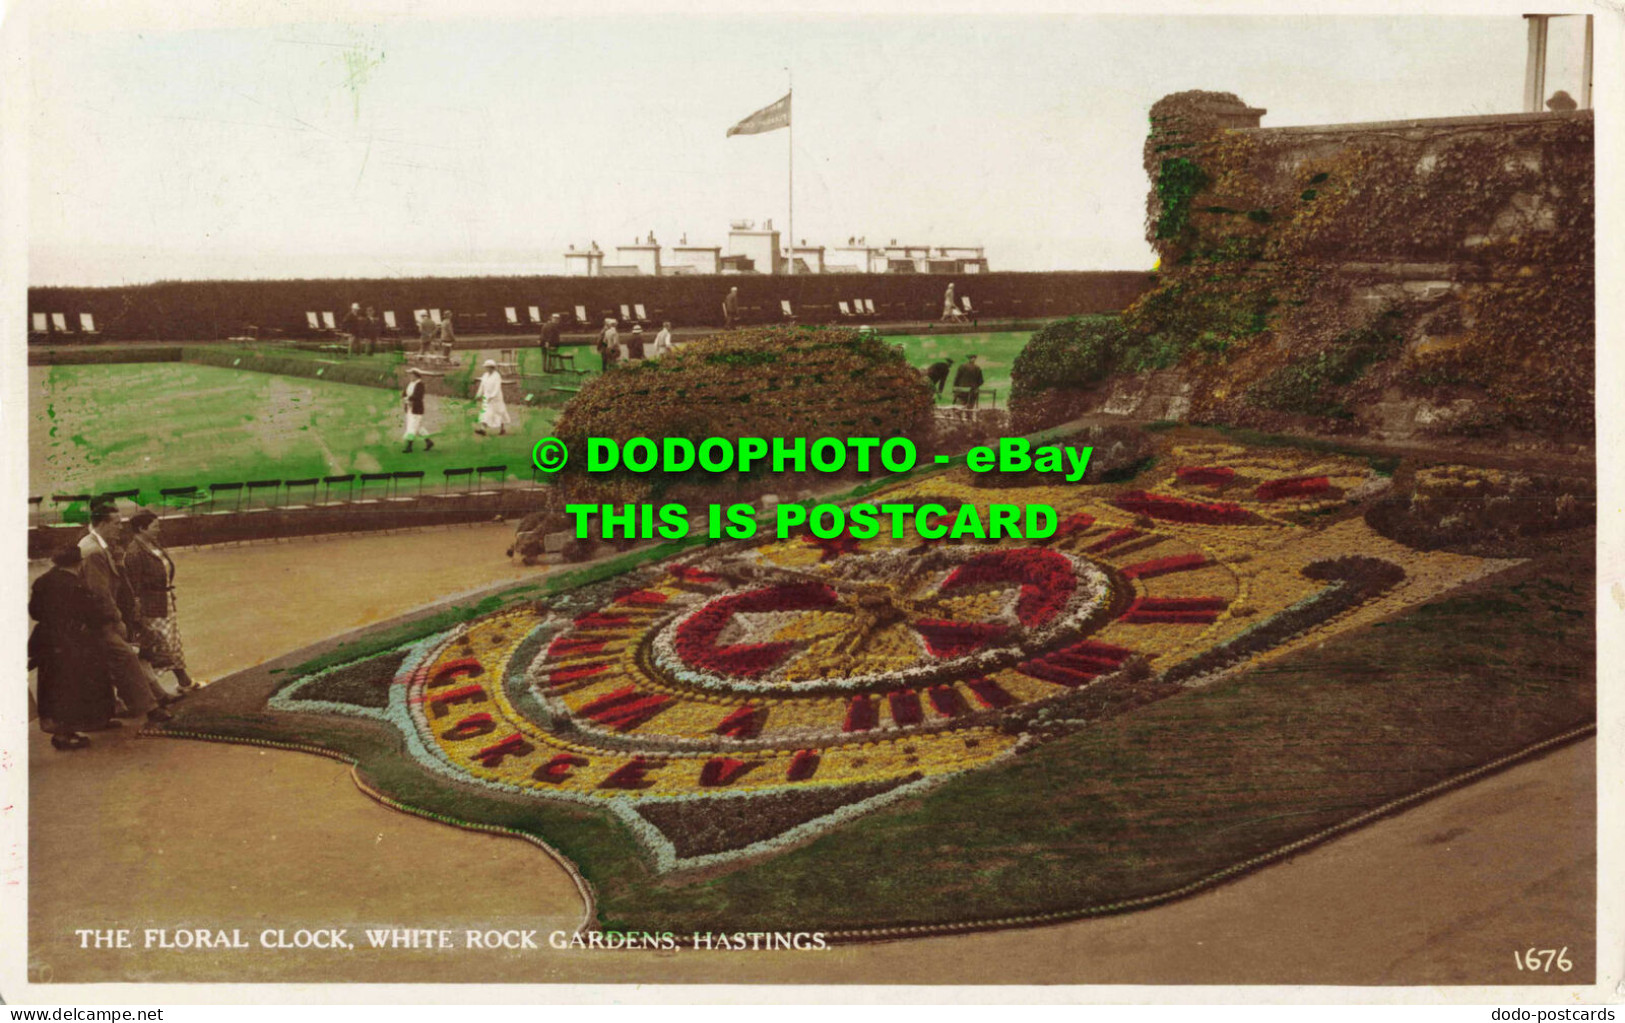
[418,312,436,355]
[362,306,381,355]
[650,321,674,360]
[538,312,562,356]
[952,354,985,408]
[622,324,647,362]
[597,318,620,372]
[438,310,457,359]
[402,368,434,453]
[340,301,363,354]
[722,287,740,329]
[77,505,170,723]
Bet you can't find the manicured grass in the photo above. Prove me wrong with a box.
[29,361,557,503]
[595,544,1592,932]
[885,331,1032,406]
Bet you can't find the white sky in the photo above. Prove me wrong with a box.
[21,7,1598,284]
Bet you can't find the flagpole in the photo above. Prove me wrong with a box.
[786,70,794,276]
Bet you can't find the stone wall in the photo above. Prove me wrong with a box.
[1121,95,1593,442]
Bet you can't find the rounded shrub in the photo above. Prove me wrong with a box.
[553,326,935,485]
[1008,316,1130,434]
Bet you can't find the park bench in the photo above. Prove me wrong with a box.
[952,386,998,411]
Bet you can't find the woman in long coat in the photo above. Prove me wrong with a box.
[29,546,117,749]
[123,510,198,692]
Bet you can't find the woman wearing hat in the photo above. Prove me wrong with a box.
[474,359,513,436]
[402,367,434,453]
[29,545,119,749]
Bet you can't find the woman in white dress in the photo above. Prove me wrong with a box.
[474,359,513,436]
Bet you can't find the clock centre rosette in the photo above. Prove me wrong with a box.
[643,542,1118,695]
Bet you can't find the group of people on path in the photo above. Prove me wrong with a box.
[416,310,457,358]
[338,302,386,355]
[595,318,674,371]
[925,353,985,407]
[30,505,196,751]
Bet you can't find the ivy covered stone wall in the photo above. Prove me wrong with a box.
[1123,93,1593,441]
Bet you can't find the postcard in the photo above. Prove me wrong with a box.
[4,0,1617,1007]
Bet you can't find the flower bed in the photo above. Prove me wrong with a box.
[1113,490,1254,525]
[255,436,1534,895]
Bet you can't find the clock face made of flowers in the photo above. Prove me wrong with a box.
[278,446,1507,874]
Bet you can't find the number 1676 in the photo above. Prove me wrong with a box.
[1514,947,1572,972]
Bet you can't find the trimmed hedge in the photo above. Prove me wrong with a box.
[182,346,408,390]
[553,326,935,486]
[1007,316,1130,434]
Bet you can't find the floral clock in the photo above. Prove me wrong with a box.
[277,451,1506,873]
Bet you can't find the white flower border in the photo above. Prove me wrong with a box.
[645,547,1113,694]
[270,618,1022,874]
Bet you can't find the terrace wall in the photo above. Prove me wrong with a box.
[27,270,1153,343]
[1117,101,1593,442]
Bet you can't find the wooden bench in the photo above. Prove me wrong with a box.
[952,386,998,410]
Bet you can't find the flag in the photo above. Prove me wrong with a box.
[726,92,791,137]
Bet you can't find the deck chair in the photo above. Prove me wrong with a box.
[575,305,590,327]
[51,313,68,332]
[528,306,543,324]
[505,307,520,327]
[305,311,321,330]
[837,300,854,318]
[619,304,635,325]
[780,299,795,320]
[79,313,98,334]
[31,312,48,334]
[429,308,443,325]
[496,348,520,375]
[862,298,877,316]
[383,310,398,330]
[961,296,975,315]
[321,311,337,330]
[634,303,649,322]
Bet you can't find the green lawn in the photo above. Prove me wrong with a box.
[29,362,556,507]
[885,330,1032,406]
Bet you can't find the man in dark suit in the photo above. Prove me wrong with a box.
[362,307,381,355]
[339,302,363,355]
[953,354,985,408]
[539,313,562,351]
[77,505,171,722]
[926,357,955,397]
